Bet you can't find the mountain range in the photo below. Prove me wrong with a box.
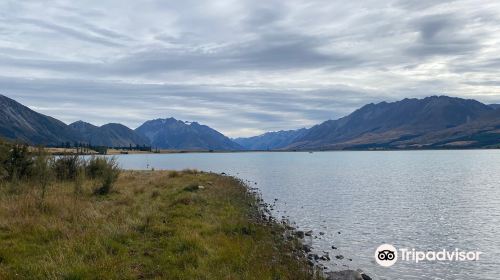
[68,121,150,147]
[0,94,499,150]
[136,118,242,150]
[0,94,240,150]
[237,96,500,150]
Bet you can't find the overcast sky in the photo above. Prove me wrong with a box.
[1,0,500,137]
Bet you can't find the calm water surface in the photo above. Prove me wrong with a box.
[113,151,500,279]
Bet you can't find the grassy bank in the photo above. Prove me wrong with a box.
[0,169,319,279]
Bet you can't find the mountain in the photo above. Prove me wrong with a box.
[489,104,500,109]
[0,94,79,145]
[69,121,150,147]
[135,118,243,150]
[394,108,500,148]
[234,128,308,150]
[287,96,495,150]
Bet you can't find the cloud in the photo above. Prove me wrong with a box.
[405,14,481,57]
[1,0,500,137]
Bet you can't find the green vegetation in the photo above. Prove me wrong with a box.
[0,140,318,279]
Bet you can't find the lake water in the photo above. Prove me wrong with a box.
[113,151,500,279]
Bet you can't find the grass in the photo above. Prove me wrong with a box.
[0,170,318,279]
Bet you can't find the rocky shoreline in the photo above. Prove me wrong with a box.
[239,176,373,280]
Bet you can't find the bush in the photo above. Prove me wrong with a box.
[90,157,121,195]
[0,140,10,181]
[5,144,33,181]
[52,155,82,181]
[86,156,109,179]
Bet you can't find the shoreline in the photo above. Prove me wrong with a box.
[0,168,372,279]
[45,146,500,156]
[0,170,321,279]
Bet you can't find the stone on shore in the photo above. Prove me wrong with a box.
[325,270,363,280]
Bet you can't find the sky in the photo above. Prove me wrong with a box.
[1,0,500,137]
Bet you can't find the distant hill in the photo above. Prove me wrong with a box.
[69,121,150,147]
[287,96,495,150]
[234,128,308,150]
[136,118,242,150]
[0,94,79,145]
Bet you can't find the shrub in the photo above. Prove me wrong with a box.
[86,156,109,179]
[52,155,82,181]
[168,170,180,178]
[91,157,121,195]
[0,140,10,181]
[5,144,33,181]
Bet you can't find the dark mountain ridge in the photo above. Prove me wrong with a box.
[69,121,150,147]
[135,118,243,150]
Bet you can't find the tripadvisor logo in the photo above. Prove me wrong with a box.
[375,244,398,267]
[375,244,482,267]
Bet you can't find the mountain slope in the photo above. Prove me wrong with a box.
[69,121,150,147]
[394,108,500,148]
[135,118,242,150]
[234,128,308,150]
[288,96,494,150]
[0,94,80,145]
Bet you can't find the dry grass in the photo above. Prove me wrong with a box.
[0,171,318,279]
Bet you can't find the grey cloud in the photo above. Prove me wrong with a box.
[15,18,124,47]
[0,76,384,136]
[405,14,481,57]
[394,0,458,10]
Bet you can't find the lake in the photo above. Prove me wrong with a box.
[113,150,500,279]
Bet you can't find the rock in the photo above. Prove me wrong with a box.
[307,260,315,267]
[296,231,305,239]
[319,232,325,235]
[335,255,344,260]
[331,245,338,250]
[305,230,313,237]
[361,274,372,280]
[197,185,205,189]
[221,172,226,175]
[302,244,312,253]
[285,225,295,230]
[320,254,330,261]
[307,253,320,261]
[338,231,341,234]
[326,270,363,280]
[354,270,372,280]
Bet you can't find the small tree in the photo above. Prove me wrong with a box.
[32,146,53,204]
